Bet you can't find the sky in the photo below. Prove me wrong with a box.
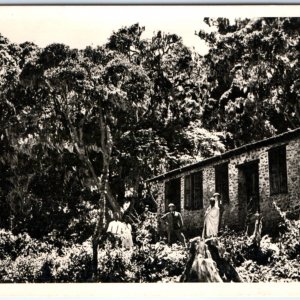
[0,5,299,55]
[0,6,213,54]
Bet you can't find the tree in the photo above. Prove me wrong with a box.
[197,17,300,147]
[106,23,145,63]
[0,26,227,279]
[0,35,40,231]
[107,26,226,202]
[19,42,153,278]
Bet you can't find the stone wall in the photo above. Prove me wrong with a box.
[286,139,300,215]
[154,136,300,235]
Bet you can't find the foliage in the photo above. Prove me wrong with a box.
[218,202,300,282]
[197,17,300,147]
[0,25,225,241]
[0,230,93,283]
[97,242,136,282]
[272,201,300,259]
[0,228,187,283]
[0,19,299,283]
[135,211,158,245]
[133,242,187,282]
[0,200,300,283]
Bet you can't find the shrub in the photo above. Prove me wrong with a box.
[0,201,299,283]
[272,201,300,259]
[135,212,159,246]
[132,242,187,282]
[219,202,300,282]
[97,242,136,282]
[0,231,93,283]
[52,240,93,282]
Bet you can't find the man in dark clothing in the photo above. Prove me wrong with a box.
[161,203,186,247]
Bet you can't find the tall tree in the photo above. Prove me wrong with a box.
[107,26,225,202]
[0,35,42,231]
[19,42,152,278]
[197,17,300,147]
[0,26,227,271]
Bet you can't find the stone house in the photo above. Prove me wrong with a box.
[147,128,300,234]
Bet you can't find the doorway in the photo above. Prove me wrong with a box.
[237,160,260,230]
[164,177,181,212]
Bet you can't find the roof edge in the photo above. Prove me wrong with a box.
[147,127,300,183]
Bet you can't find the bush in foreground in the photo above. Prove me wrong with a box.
[0,229,187,283]
[218,203,300,282]
[0,202,299,283]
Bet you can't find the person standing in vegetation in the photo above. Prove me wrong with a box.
[161,203,186,247]
[203,198,220,238]
[106,212,123,246]
[213,193,224,232]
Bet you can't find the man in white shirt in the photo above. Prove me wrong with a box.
[213,192,223,232]
[202,197,220,238]
[107,212,123,246]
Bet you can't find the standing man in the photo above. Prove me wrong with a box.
[106,212,123,246]
[161,203,186,247]
[202,197,220,238]
[213,192,223,232]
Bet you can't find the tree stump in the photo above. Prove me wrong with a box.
[181,236,243,282]
[180,237,223,282]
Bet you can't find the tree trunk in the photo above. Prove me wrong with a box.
[52,94,121,281]
[182,237,242,282]
[250,215,263,246]
[91,109,121,281]
[180,237,223,282]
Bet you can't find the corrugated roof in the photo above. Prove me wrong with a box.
[147,127,300,182]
